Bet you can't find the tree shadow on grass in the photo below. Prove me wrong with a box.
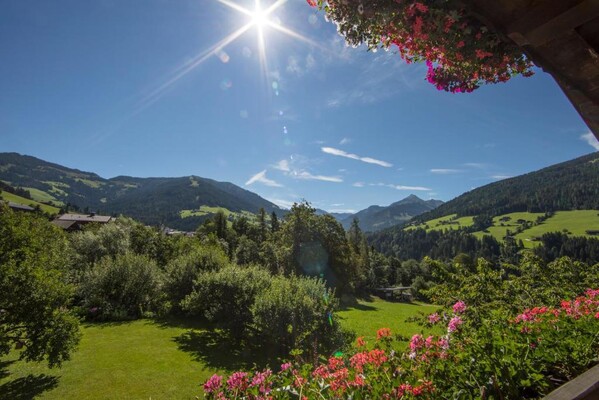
[151,316,213,331]
[0,374,59,400]
[173,329,281,372]
[0,360,15,380]
[338,295,378,312]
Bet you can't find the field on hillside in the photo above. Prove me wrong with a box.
[515,210,599,246]
[0,191,60,215]
[22,187,63,206]
[408,210,599,247]
[406,214,474,232]
[180,206,257,221]
[0,300,434,399]
[472,212,544,241]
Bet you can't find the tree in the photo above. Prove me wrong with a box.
[0,206,80,367]
[257,207,267,243]
[270,211,280,234]
[310,0,534,93]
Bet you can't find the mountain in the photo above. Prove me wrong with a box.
[315,209,353,222]
[415,152,599,223]
[368,152,599,262]
[0,152,283,230]
[340,194,444,232]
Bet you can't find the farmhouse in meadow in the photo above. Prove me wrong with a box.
[52,212,113,231]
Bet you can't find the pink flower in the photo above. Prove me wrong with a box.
[328,356,345,371]
[447,316,463,333]
[280,362,292,372]
[367,349,388,366]
[203,374,222,393]
[428,313,440,324]
[350,351,369,372]
[409,334,424,351]
[452,301,467,314]
[437,337,449,350]
[306,0,317,7]
[414,2,428,13]
[227,371,248,391]
[250,369,272,390]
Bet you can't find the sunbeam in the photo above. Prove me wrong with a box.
[135,0,321,113]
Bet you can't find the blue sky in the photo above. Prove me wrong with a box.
[1,0,598,213]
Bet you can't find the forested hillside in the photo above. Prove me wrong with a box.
[416,152,599,220]
[0,152,283,229]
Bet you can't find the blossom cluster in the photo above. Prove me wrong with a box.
[308,0,535,93]
[514,289,599,325]
[202,292,598,399]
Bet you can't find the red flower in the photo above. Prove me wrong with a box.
[306,0,317,7]
[377,327,392,340]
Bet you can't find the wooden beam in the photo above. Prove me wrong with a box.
[508,0,599,46]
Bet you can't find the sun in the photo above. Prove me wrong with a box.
[136,0,323,110]
[251,6,268,28]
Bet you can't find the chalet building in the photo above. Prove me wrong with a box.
[52,213,113,231]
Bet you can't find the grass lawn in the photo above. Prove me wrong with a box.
[0,320,217,400]
[337,297,440,344]
[0,191,60,215]
[0,301,437,399]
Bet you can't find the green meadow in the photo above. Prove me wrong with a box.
[0,191,60,215]
[0,300,434,399]
[408,210,599,247]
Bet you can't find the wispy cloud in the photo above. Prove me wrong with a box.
[293,171,343,183]
[324,49,422,108]
[273,159,290,172]
[322,147,392,167]
[328,208,357,214]
[463,162,487,169]
[369,182,431,191]
[353,182,365,187]
[581,132,599,151]
[490,175,512,180]
[430,168,461,174]
[267,198,295,209]
[339,137,351,145]
[245,170,283,187]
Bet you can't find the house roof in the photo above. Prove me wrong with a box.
[56,213,113,223]
[5,201,35,211]
[51,220,78,230]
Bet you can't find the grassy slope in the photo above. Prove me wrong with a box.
[22,187,63,206]
[1,302,436,399]
[1,192,60,215]
[515,210,599,246]
[407,211,599,247]
[406,214,474,232]
[472,212,544,241]
[180,206,258,221]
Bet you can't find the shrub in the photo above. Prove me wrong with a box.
[79,252,163,319]
[0,206,80,367]
[164,244,230,312]
[182,265,271,337]
[251,275,348,356]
